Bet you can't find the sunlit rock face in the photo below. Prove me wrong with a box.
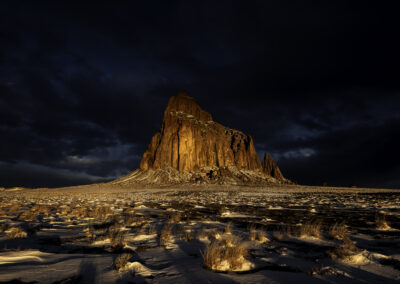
[262,153,285,181]
[109,91,289,185]
[140,92,262,172]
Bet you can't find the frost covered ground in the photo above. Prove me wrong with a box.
[0,185,399,283]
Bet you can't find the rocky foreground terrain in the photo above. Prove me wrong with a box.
[0,185,399,283]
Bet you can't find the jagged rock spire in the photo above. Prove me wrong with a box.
[262,153,285,181]
[111,92,290,185]
[139,92,262,172]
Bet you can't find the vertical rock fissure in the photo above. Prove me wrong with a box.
[176,119,181,171]
[214,143,219,167]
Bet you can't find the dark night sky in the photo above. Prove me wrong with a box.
[1,1,400,188]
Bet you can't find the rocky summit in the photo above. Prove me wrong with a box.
[114,92,288,185]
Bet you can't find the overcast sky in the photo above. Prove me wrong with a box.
[1,1,400,188]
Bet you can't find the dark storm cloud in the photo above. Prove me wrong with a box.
[277,118,400,188]
[1,1,399,188]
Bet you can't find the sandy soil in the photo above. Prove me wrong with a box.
[0,184,399,283]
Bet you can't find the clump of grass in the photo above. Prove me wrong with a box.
[113,253,132,271]
[202,235,250,271]
[88,206,113,221]
[272,231,284,241]
[203,241,221,270]
[107,225,126,251]
[7,227,28,239]
[18,210,36,222]
[8,203,21,212]
[376,213,390,230]
[111,232,126,251]
[272,225,292,241]
[69,207,88,219]
[299,220,322,239]
[0,207,8,217]
[174,223,185,236]
[248,224,257,233]
[248,224,258,241]
[329,222,348,240]
[197,228,212,241]
[59,205,71,216]
[0,223,10,232]
[31,204,52,215]
[159,223,173,246]
[86,226,96,242]
[167,212,181,224]
[123,207,135,215]
[180,230,195,242]
[217,205,228,216]
[249,231,257,241]
[147,224,157,235]
[136,221,149,235]
[125,215,138,226]
[328,236,359,260]
[256,231,269,243]
[224,222,233,234]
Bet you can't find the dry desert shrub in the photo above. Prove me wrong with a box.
[8,203,21,212]
[18,210,36,222]
[256,231,268,243]
[59,205,71,215]
[299,220,322,239]
[224,222,233,234]
[110,213,123,224]
[107,225,126,251]
[248,224,263,241]
[159,223,173,246]
[0,207,7,217]
[197,228,211,241]
[31,204,52,215]
[329,222,348,240]
[123,207,135,215]
[249,231,257,241]
[328,236,359,260]
[7,227,28,239]
[217,205,228,216]
[125,215,148,228]
[227,191,239,198]
[113,253,132,271]
[86,226,96,242]
[69,207,88,219]
[272,231,284,241]
[248,224,257,233]
[272,225,292,241]
[147,224,157,235]
[0,223,10,232]
[202,235,249,271]
[375,213,390,230]
[179,229,195,242]
[203,241,222,270]
[88,206,113,221]
[167,212,181,223]
[133,220,149,237]
[110,232,126,251]
[125,215,138,226]
[174,223,185,236]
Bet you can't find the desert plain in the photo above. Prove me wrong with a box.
[0,184,399,283]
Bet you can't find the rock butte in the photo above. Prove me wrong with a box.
[115,92,289,185]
